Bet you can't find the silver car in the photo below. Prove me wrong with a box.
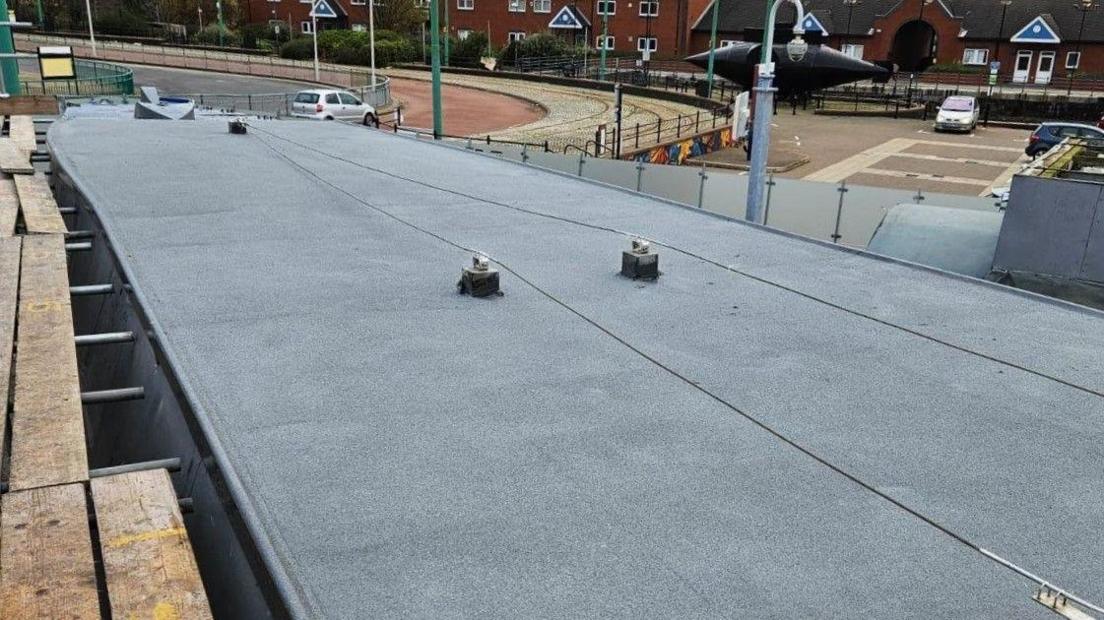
[291,89,377,125]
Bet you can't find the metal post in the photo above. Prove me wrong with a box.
[0,0,20,96]
[34,0,43,27]
[831,180,847,243]
[81,386,145,405]
[635,160,644,191]
[368,0,377,87]
[705,0,720,97]
[443,0,450,66]
[85,0,97,56]
[430,0,443,138]
[312,13,319,81]
[746,0,806,224]
[75,331,135,346]
[216,0,225,46]
[599,7,608,80]
[613,83,623,158]
[696,163,708,208]
[577,151,585,176]
[763,172,775,225]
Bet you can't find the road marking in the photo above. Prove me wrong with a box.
[876,151,1012,168]
[803,137,915,182]
[854,167,992,187]
[912,139,1024,153]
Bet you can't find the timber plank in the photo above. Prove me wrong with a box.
[0,136,33,174]
[15,173,66,234]
[0,238,19,469]
[91,469,213,620]
[0,174,15,236]
[9,115,37,155]
[0,483,101,618]
[10,234,88,490]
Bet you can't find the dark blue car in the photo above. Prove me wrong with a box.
[1027,122,1104,157]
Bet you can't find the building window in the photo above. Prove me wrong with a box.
[638,0,658,16]
[457,0,473,9]
[596,35,615,50]
[508,0,524,10]
[457,29,472,40]
[532,0,550,11]
[841,44,864,59]
[300,20,313,33]
[637,36,657,52]
[597,0,615,15]
[719,39,738,47]
[508,31,526,43]
[352,23,366,31]
[962,48,989,66]
[350,0,365,5]
[1067,51,1081,70]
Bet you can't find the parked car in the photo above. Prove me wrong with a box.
[291,89,377,125]
[933,96,980,133]
[1026,122,1104,157]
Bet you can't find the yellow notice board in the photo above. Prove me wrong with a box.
[37,46,76,80]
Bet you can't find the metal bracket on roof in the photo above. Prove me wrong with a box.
[1035,585,1097,620]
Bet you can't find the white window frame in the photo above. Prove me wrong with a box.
[636,36,657,52]
[962,48,989,66]
[841,44,863,59]
[457,0,474,10]
[1067,51,1081,70]
[508,0,524,12]
[596,35,615,50]
[719,39,738,47]
[350,0,366,5]
[457,29,472,40]
[533,0,551,12]
[508,31,526,43]
[597,0,615,15]
[638,0,658,16]
[300,20,313,33]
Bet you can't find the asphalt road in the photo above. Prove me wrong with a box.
[126,64,311,95]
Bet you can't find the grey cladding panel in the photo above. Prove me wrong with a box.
[1082,191,1104,284]
[994,176,1101,278]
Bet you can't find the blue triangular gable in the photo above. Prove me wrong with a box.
[1010,16,1060,44]
[800,13,827,35]
[549,6,584,29]
[310,0,338,18]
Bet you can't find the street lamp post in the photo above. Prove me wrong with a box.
[842,0,859,55]
[368,0,377,87]
[705,0,720,97]
[216,0,225,46]
[430,0,443,137]
[1069,0,1096,96]
[197,6,203,31]
[989,0,1010,97]
[745,0,807,223]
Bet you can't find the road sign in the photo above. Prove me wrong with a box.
[310,0,338,19]
[989,61,1001,73]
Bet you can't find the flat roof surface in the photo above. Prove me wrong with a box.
[50,119,1104,619]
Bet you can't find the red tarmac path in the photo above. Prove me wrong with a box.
[388,77,546,136]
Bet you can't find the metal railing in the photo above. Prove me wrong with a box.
[13,33,383,93]
[18,58,133,96]
[178,79,391,117]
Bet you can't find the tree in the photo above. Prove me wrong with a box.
[363,0,424,36]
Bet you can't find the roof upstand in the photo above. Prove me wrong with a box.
[548,5,590,29]
[1010,15,1061,44]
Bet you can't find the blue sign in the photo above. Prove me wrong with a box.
[310,0,338,19]
[1010,16,1060,44]
[800,14,828,35]
[549,6,583,29]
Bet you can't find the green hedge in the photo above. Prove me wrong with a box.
[498,32,590,64]
[192,24,241,47]
[279,29,417,67]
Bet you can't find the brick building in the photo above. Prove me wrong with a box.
[245,0,380,38]
[446,0,711,58]
[691,0,1104,85]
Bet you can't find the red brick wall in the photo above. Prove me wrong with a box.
[448,0,694,57]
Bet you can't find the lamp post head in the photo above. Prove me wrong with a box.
[787,28,808,61]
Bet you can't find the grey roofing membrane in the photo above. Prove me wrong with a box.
[49,119,1104,619]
